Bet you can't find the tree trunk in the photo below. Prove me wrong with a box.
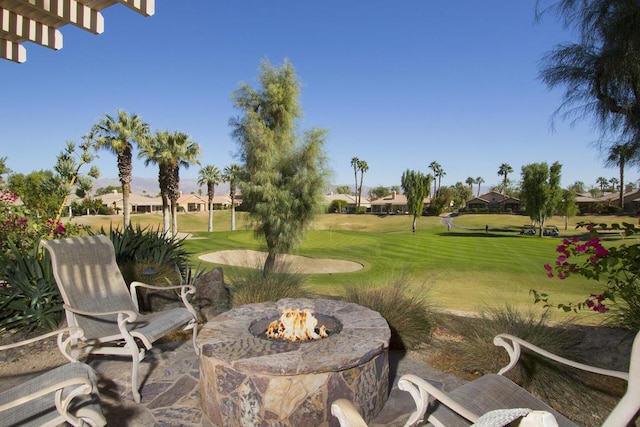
[171,200,178,235]
[230,193,236,231]
[162,194,170,234]
[263,250,277,276]
[122,181,131,227]
[208,200,213,232]
[412,215,417,233]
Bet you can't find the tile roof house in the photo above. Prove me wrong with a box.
[466,191,521,211]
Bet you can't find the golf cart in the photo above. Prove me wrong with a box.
[520,225,536,235]
[543,225,560,237]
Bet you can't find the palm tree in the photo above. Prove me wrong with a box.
[428,161,441,197]
[138,130,172,233]
[596,176,609,193]
[475,176,484,197]
[497,163,513,211]
[357,159,369,212]
[165,132,200,234]
[198,165,222,232]
[223,163,243,231]
[350,157,360,209]
[605,142,639,209]
[497,163,513,195]
[94,110,150,227]
[465,176,475,190]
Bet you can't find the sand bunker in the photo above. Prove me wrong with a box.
[198,250,363,274]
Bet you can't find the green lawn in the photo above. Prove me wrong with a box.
[72,211,639,324]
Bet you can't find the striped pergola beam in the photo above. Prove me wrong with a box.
[0,0,155,63]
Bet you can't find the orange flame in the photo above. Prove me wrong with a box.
[266,309,328,342]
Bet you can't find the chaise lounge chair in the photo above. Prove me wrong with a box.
[0,327,106,427]
[41,234,199,403]
[332,330,640,427]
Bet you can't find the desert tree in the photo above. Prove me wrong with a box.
[230,60,329,274]
[166,132,200,234]
[138,130,172,233]
[465,176,475,190]
[0,157,10,187]
[198,165,222,232]
[356,159,369,212]
[223,163,244,231]
[520,161,563,236]
[605,142,639,208]
[401,169,431,233]
[557,188,578,230]
[428,161,442,197]
[596,176,609,193]
[538,0,640,163]
[475,176,485,197]
[350,156,359,200]
[335,185,351,195]
[93,110,150,227]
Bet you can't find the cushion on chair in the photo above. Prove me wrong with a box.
[0,362,103,427]
[428,374,578,427]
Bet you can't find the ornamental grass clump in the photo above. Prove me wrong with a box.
[228,266,313,307]
[341,272,435,351]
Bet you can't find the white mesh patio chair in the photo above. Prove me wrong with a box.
[332,330,640,427]
[0,327,106,427]
[41,234,199,403]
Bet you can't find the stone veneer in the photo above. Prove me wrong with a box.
[197,298,391,427]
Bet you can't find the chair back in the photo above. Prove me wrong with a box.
[42,235,138,339]
[602,329,640,427]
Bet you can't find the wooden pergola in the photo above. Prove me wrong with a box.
[0,0,154,63]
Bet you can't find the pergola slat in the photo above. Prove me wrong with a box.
[0,0,154,63]
[0,6,62,50]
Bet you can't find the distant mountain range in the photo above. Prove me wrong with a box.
[94,177,224,196]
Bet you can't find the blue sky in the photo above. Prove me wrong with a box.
[1,1,632,191]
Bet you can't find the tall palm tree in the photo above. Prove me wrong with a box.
[596,176,609,193]
[475,176,484,197]
[465,176,475,190]
[350,157,360,209]
[198,165,222,232]
[428,161,441,197]
[166,132,200,234]
[138,130,172,233]
[605,142,639,209]
[94,110,150,227]
[497,163,514,210]
[497,163,513,195]
[223,163,243,231]
[357,159,369,212]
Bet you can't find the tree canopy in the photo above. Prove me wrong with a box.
[230,60,329,274]
[520,161,563,236]
[401,169,431,233]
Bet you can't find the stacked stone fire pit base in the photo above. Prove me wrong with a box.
[197,298,391,427]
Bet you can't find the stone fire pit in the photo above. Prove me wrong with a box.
[197,298,391,427]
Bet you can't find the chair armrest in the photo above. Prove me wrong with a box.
[0,327,81,352]
[494,333,629,381]
[331,399,368,427]
[399,374,479,426]
[130,281,195,293]
[129,281,198,319]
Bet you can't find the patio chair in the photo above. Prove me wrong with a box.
[0,327,106,427]
[331,330,640,427]
[41,234,199,403]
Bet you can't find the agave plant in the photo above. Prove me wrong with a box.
[0,241,62,334]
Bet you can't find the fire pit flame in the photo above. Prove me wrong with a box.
[266,308,328,342]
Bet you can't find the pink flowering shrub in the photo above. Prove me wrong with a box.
[533,222,640,329]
